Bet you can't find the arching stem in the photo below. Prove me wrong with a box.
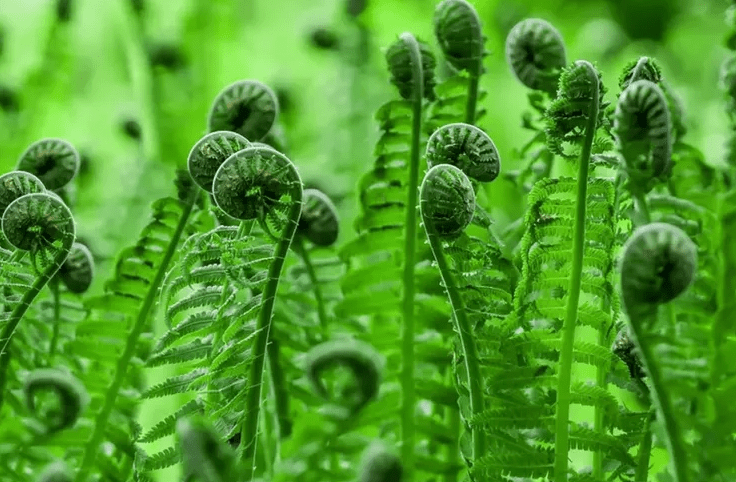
[399,31,424,482]
[424,227,485,464]
[553,60,599,482]
[292,237,328,338]
[47,279,61,362]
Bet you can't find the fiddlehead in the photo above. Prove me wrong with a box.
[0,171,45,216]
[188,131,252,192]
[619,222,697,482]
[305,338,382,414]
[16,138,80,191]
[419,164,484,464]
[613,79,672,196]
[37,461,73,482]
[433,0,485,123]
[425,122,500,182]
[57,242,94,294]
[178,417,243,482]
[385,36,437,101]
[505,18,567,95]
[0,192,75,409]
[207,80,279,142]
[546,60,608,158]
[211,145,303,462]
[359,443,403,482]
[23,368,87,434]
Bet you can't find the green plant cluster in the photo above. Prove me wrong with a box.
[0,1,734,482]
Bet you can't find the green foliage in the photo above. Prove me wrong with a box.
[0,2,733,482]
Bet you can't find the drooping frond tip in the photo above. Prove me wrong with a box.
[385,33,437,101]
[426,122,500,182]
[419,163,475,239]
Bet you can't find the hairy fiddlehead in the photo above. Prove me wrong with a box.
[211,146,303,462]
[0,171,45,217]
[305,338,382,414]
[16,138,80,191]
[419,164,484,464]
[434,0,484,123]
[178,417,243,482]
[385,32,431,480]
[0,192,75,409]
[188,131,252,192]
[208,80,279,142]
[505,18,567,95]
[613,79,672,197]
[57,242,93,294]
[425,122,500,182]
[620,223,697,482]
[23,368,87,434]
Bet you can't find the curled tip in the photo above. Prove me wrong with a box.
[426,123,500,182]
[17,138,80,191]
[37,461,72,482]
[359,442,403,482]
[419,164,475,239]
[187,131,252,192]
[433,0,484,73]
[24,369,88,434]
[620,222,697,314]
[385,33,437,101]
[207,80,278,142]
[2,193,76,252]
[613,79,672,190]
[304,339,383,414]
[619,56,662,91]
[612,327,646,379]
[58,242,94,293]
[298,189,339,247]
[0,171,45,215]
[212,146,302,223]
[505,18,567,94]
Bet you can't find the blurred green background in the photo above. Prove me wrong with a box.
[0,0,728,283]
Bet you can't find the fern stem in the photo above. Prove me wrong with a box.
[293,237,328,337]
[266,338,292,438]
[634,192,651,224]
[627,317,689,482]
[0,244,72,411]
[48,279,61,363]
[239,202,302,473]
[553,60,599,482]
[399,32,424,481]
[464,72,479,125]
[74,192,197,482]
[635,410,655,482]
[425,231,485,465]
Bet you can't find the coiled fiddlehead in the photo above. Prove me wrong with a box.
[211,145,302,462]
[505,18,567,95]
[16,138,80,191]
[297,188,339,247]
[57,242,94,294]
[188,131,252,192]
[434,0,484,123]
[207,80,279,142]
[23,368,87,434]
[386,36,437,101]
[620,222,697,482]
[425,122,500,182]
[305,338,382,414]
[0,192,75,409]
[613,79,672,195]
[37,462,72,482]
[419,164,485,464]
[546,60,607,158]
[359,442,403,482]
[177,417,242,482]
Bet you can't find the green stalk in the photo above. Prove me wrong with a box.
[239,201,302,474]
[635,411,655,482]
[74,191,197,482]
[292,237,328,338]
[0,241,73,411]
[424,226,485,463]
[399,32,424,482]
[553,61,599,482]
[47,279,61,362]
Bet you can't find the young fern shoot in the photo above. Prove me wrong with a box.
[419,164,484,468]
[550,60,600,482]
[385,32,433,480]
